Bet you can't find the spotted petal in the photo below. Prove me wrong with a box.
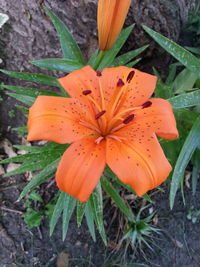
[56,136,106,202]
[106,135,172,196]
[28,96,93,144]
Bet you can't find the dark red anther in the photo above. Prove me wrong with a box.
[117,78,125,87]
[126,70,135,83]
[123,114,135,124]
[96,71,102,77]
[142,101,152,109]
[95,110,106,120]
[82,90,92,95]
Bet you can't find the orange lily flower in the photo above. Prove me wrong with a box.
[27,66,178,202]
[98,0,131,50]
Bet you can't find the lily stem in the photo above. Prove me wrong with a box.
[93,50,105,70]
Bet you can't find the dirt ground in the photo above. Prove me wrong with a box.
[0,1,200,267]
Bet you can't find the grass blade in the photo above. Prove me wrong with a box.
[76,201,86,227]
[85,201,96,242]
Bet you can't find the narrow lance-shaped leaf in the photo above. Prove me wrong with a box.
[76,201,86,227]
[98,24,135,70]
[0,69,59,87]
[89,183,107,245]
[44,7,85,64]
[6,92,35,106]
[142,25,200,78]
[101,175,135,222]
[62,194,76,241]
[172,68,198,93]
[18,158,60,200]
[31,58,84,73]
[1,84,61,97]
[168,90,200,109]
[50,191,65,236]
[110,45,148,67]
[170,116,200,209]
[85,201,96,242]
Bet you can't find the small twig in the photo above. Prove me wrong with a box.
[0,206,23,215]
[46,179,55,189]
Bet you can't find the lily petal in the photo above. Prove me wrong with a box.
[28,96,93,144]
[56,136,106,202]
[106,136,172,196]
[101,67,157,109]
[133,98,179,140]
[58,66,101,106]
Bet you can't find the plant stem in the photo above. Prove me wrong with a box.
[93,50,105,70]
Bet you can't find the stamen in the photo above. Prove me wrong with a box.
[107,135,126,142]
[126,70,135,83]
[82,90,92,95]
[117,78,125,87]
[123,114,135,124]
[142,101,152,109]
[79,120,101,134]
[95,136,104,144]
[95,110,106,120]
[96,71,102,77]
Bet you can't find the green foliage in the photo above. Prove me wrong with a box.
[31,58,84,73]
[97,24,135,70]
[143,25,200,78]
[44,7,85,64]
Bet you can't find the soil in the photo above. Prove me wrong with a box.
[0,1,200,267]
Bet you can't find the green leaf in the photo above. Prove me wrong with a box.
[165,62,182,85]
[98,24,135,70]
[87,49,99,67]
[76,201,86,227]
[31,58,84,73]
[110,45,148,67]
[6,92,35,106]
[142,25,200,78]
[185,46,200,55]
[85,201,96,242]
[89,183,107,245]
[101,176,135,222]
[169,90,200,109]
[4,153,60,177]
[24,208,43,228]
[0,69,59,87]
[62,194,76,241]
[14,142,68,153]
[44,7,84,64]
[126,58,142,68]
[1,84,61,97]
[170,116,200,209]
[12,126,28,137]
[29,191,43,202]
[192,149,200,195]
[172,68,198,93]
[50,191,65,236]
[18,158,60,200]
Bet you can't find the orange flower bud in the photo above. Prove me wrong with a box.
[97,0,131,51]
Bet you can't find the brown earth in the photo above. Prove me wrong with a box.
[0,1,200,266]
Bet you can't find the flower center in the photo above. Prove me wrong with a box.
[79,70,152,143]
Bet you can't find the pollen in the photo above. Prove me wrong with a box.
[82,90,92,95]
[123,114,135,124]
